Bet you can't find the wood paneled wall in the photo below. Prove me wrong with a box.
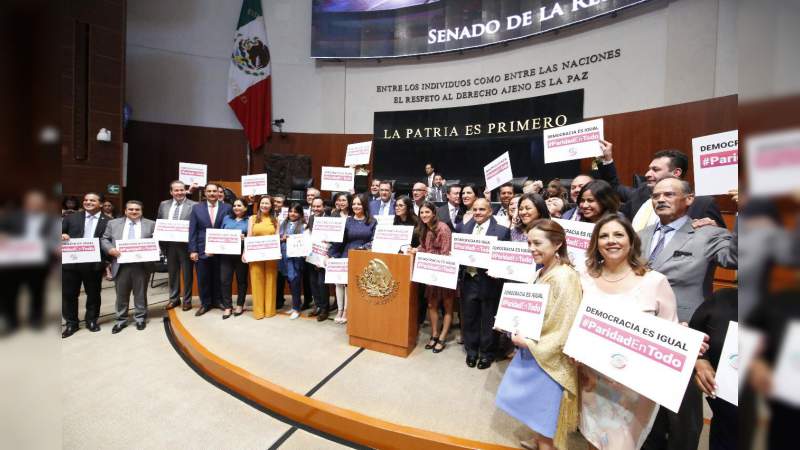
[582,94,738,213]
[61,0,126,207]
[126,96,736,217]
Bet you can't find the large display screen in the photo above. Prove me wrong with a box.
[312,0,651,59]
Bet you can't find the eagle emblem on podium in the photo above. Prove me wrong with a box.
[357,259,398,304]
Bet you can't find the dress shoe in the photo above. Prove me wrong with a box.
[466,355,478,368]
[316,311,329,322]
[112,323,127,334]
[86,321,101,332]
[477,358,493,370]
[136,322,146,331]
[165,300,181,310]
[222,311,232,320]
[308,307,320,317]
[181,302,192,311]
[195,306,209,317]
[62,325,79,339]
[233,307,244,317]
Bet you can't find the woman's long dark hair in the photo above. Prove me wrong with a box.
[229,197,251,219]
[393,195,418,226]
[352,193,374,225]
[513,193,550,234]
[280,202,306,234]
[416,201,441,243]
[577,180,621,221]
[255,195,278,228]
[332,192,352,217]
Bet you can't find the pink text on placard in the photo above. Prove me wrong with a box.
[501,297,543,314]
[701,150,738,168]
[566,235,590,250]
[579,316,686,371]
[547,131,601,148]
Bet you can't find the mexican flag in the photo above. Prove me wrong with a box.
[227,0,272,150]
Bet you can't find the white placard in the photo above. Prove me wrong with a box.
[563,295,705,413]
[487,240,537,283]
[372,225,414,254]
[495,283,550,341]
[738,325,762,388]
[241,173,268,196]
[286,233,312,258]
[116,238,161,264]
[344,140,372,166]
[61,238,101,264]
[375,215,395,226]
[543,118,604,164]
[553,218,595,271]
[324,258,349,284]
[320,166,355,192]
[205,229,242,255]
[746,129,800,196]
[277,207,289,226]
[0,238,46,267]
[692,130,738,196]
[311,216,346,243]
[483,151,513,192]
[714,321,739,406]
[451,233,497,269]
[244,235,281,261]
[306,241,330,268]
[178,162,207,186]
[771,321,800,407]
[154,219,189,242]
[411,252,459,290]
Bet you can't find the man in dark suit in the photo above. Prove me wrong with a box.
[639,177,737,450]
[369,180,396,216]
[368,179,381,202]
[596,145,724,230]
[157,180,197,311]
[0,190,58,331]
[306,197,331,321]
[188,183,232,316]
[101,200,157,333]
[459,198,511,370]
[61,192,109,338]
[436,184,462,230]
[427,173,445,202]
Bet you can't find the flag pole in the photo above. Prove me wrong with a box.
[245,142,251,175]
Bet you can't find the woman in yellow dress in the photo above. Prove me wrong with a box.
[245,196,279,319]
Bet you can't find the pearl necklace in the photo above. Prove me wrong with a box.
[600,268,633,283]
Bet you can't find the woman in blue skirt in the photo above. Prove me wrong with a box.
[496,219,582,450]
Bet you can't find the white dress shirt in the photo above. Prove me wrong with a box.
[83,211,101,238]
[472,220,489,236]
[121,219,142,241]
[448,203,458,223]
[378,201,392,215]
[168,200,186,220]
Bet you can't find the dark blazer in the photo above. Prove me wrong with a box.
[458,217,511,299]
[597,162,725,228]
[369,198,396,216]
[188,201,233,258]
[61,211,109,271]
[561,206,578,221]
[436,202,464,231]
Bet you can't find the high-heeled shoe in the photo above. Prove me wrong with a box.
[424,336,438,350]
[233,307,244,317]
[222,310,232,320]
[432,339,446,353]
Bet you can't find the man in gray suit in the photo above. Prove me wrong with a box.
[639,176,737,450]
[157,180,197,311]
[101,200,156,333]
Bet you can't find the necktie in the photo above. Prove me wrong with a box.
[648,225,673,265]
[209,203,216,225]
[83,215,95,238]
[450,207,456,223]
[467,224,483,277]
[172,201,182,220]
[127,221,136,240]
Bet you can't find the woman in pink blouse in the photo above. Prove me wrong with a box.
[410,201,455,353]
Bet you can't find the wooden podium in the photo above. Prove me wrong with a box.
[347,250,418,357]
